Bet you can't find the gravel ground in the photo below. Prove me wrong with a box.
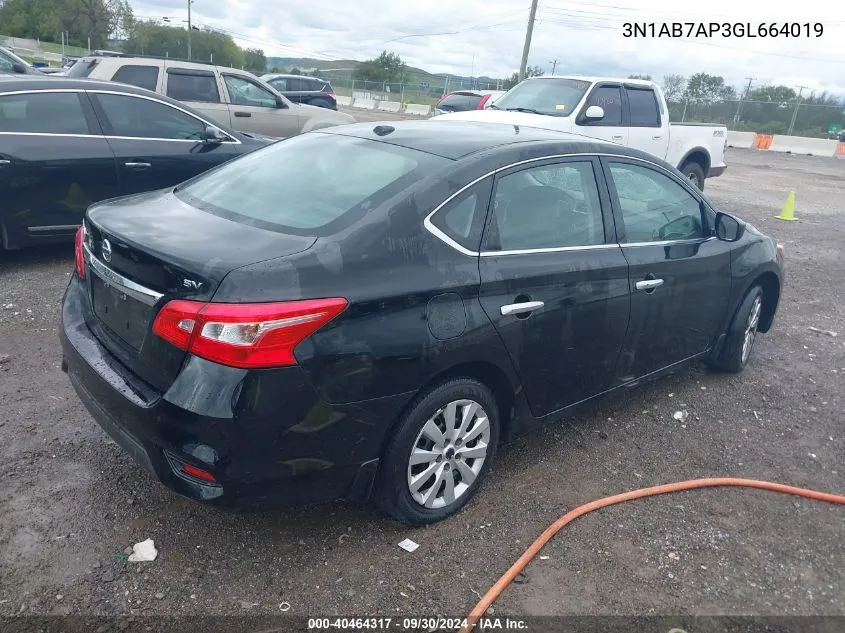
[1,143,844,629]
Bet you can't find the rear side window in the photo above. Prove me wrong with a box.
[64,58,99,78]
[0,92,90,135]
[438,93,482,111]
[284,77,303,91]
[582,85,622,125]
[267,77,287,91]
[626,87,660,127]
[429,179,492,251]
[95,93,206,140]
[111,65,159,91]
[166,70,220,103]
[175,133,449,233]
[485,161,605,251]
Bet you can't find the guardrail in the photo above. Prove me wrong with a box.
[339,96,431,117]
[726,131,845,158]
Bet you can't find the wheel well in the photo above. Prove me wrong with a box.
[680,149,710,175]
[754,272,781,333]
[387,361,517,450]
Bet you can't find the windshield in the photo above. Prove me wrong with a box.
[492,78,591,117]
[175,133,450,233]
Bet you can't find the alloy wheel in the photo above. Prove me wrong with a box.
[742,295,762,364]
[406,399,491,509]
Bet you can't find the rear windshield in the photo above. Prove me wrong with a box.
[64,58,100,78]
[492,78,591,117]
[438,93,483,110]
[175,133,450,234]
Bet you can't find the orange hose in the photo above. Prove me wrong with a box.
[459,477,845,633]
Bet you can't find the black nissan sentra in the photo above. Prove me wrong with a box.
[60,120,785,525]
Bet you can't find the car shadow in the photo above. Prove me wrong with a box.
[1,243,74,269]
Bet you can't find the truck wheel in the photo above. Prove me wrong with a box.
[681,161,705,190]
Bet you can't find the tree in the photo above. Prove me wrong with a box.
[662,74,686,103]
[353,50,406,83]
[288,67,302,75]
[628,74,652,80]
[243,47,266,73]
[124,22,244,67]
[503,65,544,89]
[684,72,736,104]
[0,0,132,48]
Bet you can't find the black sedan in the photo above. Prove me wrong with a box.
[59,120,785,525]
[0,76,270,253]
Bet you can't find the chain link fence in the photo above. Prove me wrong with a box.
[327,77,506,106]
[668,99,845,139]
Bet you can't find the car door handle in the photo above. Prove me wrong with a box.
[234,111,252,118]
[0,159,10,166]
[636,279,664,291]
[124,161,151,169]
[500,301,544,316]
[652,135,663,140]
[612,135,623,140]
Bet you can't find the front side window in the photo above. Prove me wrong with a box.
[111,65,159,92]
[175,133,449,233]
[608,162,705,243]
[485,161,605,251]
[95,94,206,140]
[224,75,277,107]
[491,78,590,117]
[581,85,623,125]
[166,70,220,103]
[0,92,90,134]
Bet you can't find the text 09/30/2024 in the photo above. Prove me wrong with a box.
[623,22,823,38]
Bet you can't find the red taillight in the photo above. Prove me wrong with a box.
[324,91,336,98]
[74,225,86,279]
[476,94,491,109]
[152,298,348,369]
[181,463,217,483]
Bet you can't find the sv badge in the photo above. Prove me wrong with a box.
[182,279,203,291]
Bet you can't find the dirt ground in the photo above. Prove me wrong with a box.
[1,139,844,630]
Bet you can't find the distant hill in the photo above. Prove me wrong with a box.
[266,56,502,90]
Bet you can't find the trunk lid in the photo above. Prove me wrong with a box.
[83,188,315,391]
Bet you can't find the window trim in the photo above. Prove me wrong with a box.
[623,86,661,128]
[423,153,716,257]
[0,88,239,143]
[600,156,712,245]
[164,67,222,104]
[0,89,100,137]
[575,82,625,127]
[428,177,494,252]
[89,89,239,144]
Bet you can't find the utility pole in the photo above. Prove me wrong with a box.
[787,85,809,136]
[518,0,539,82]
[187,0,192,60]
[732,76,754,127]
[549,59,560,75]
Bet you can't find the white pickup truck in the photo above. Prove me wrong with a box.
[430,75,727,190]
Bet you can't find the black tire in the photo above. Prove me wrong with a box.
[309,98,333,110]
[708,286,764,373]
[374,378,500,525]
[681,161,705,191]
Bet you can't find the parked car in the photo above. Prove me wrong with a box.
[0,46,44,76]
[432,89,506,116]
[64,55,354,138]
[60,120,784,525]
[431,76,727,190]
[261,73,337,110]
[0,76,271,253]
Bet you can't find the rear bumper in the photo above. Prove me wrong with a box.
[708,165,727,178]
[59,275,411,508]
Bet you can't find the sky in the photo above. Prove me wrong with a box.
[132,0,845,96]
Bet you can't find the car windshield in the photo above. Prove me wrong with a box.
[175,133,450,233]
[492,78,591,117]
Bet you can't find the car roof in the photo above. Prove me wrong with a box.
[318,119,661,163]
[530,75,659,88]
[263,73,326,81]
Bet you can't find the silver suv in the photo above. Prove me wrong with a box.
[65,55,354,138]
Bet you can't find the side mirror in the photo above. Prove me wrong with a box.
[714,211,745,242]
[584,105,605,121]
[12,62,27,74]
[203,125,227,144]
[275,94,288,109]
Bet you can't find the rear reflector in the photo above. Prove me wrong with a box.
[477,94,492,109]
[152,298,348,369]
[181,463,217,483]
[74,225,86,279]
